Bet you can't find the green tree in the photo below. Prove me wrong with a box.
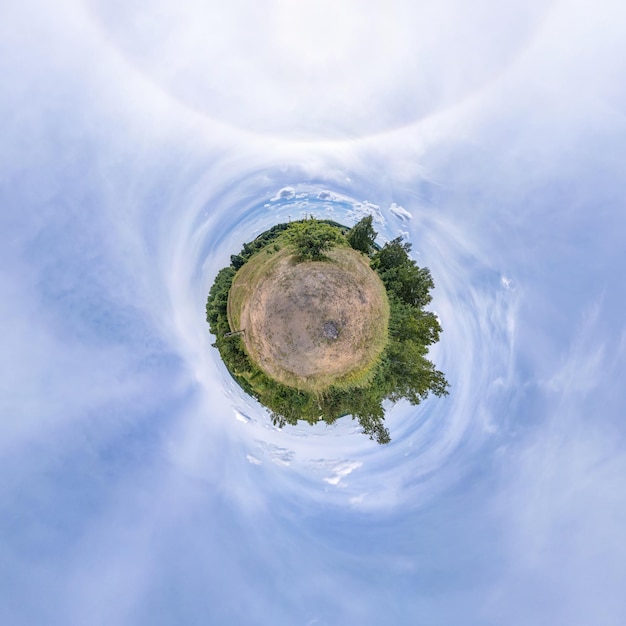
[230,254,246,270]
[379,263,434,308]
[347,215,378,255]
[205,266,236,326]
[372,237,412,272]
[206,219,449,445]
[388,296,441,346]
[372,237,434,307]
[286,218,345,260]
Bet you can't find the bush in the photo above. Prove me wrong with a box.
[285,218,346,260]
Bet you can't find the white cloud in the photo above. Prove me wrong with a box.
[270,186,295,201]
[323,460,363,486]
[2,0,626,623]
[389,203,413,221]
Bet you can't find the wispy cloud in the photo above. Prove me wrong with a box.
[1,0,626,624]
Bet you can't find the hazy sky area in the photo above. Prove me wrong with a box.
[2,1,626,624]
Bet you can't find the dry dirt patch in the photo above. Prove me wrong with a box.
[229,247,389,392]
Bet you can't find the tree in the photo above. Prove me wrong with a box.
[285,218,345,260]
[206,219,449,445]
[372,237,412,272]
[230,254,246,270]
[372,237,434,307]
[379,263,434,308]
[388,297,441,346]
[205,266,236,326]
[347,215,378,255]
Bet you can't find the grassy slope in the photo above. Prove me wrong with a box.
[227,244,290,331]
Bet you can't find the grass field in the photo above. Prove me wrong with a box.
[227,238,390,394]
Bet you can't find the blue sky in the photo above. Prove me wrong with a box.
[2,1,626,624]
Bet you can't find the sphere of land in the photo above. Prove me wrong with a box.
[228,246,389,393]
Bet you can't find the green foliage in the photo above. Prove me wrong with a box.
[227,222,291,269]
[285,217,346,260]
[230,254,246,270]
[372,236,411,271]
[373,237,434,308]
[347,215,378,255]
[206,219,448,445]
[206,266,236,328]
[388,297,441,346]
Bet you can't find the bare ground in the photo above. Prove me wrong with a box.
[230,247,389,392]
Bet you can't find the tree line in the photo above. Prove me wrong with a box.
[206,216,448,444]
